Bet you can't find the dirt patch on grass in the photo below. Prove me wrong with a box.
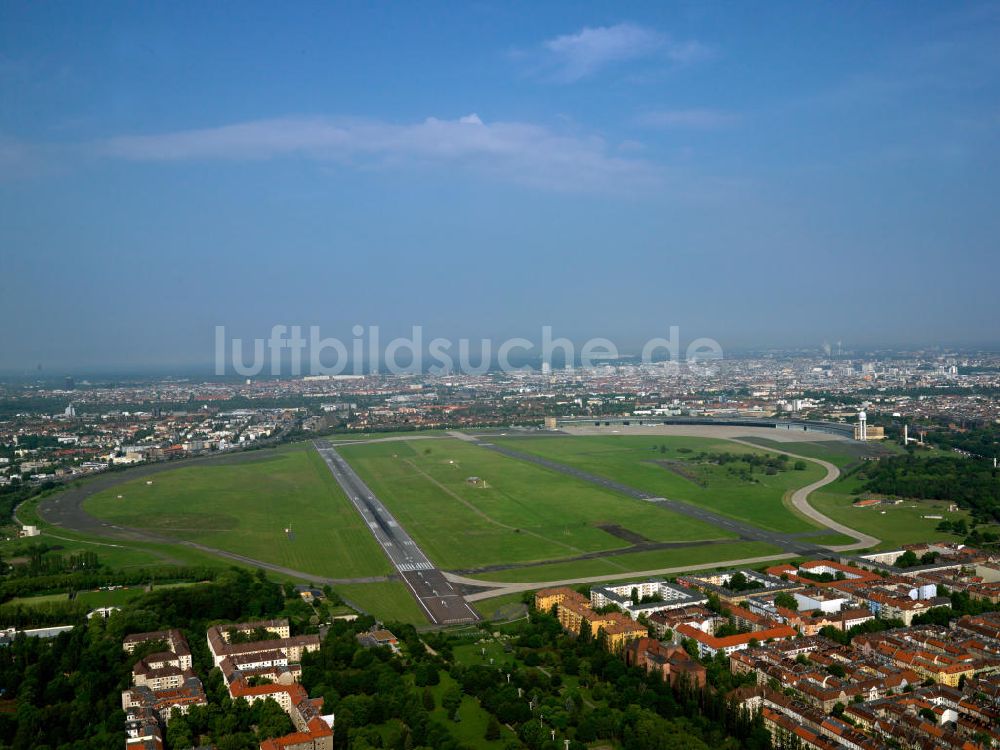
[647,459,707,487]
[597,524,653,544]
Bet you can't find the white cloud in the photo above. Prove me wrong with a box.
[533,23,710,82]
[97,114,656,192]
[636,109,738,129]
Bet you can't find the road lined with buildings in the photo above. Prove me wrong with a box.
[313,440,480,625]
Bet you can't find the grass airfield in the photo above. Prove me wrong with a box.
[84,444,393,579]
[78,434,842,581]
[335,438,737,571]
[54,428,979,623]
[488,434,829,534]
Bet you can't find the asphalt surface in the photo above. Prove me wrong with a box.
[466,437,833,558]
[313,440,480,625]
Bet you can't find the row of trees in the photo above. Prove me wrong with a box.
[699,451,794,473]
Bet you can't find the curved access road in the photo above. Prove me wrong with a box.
[729,438,880,552]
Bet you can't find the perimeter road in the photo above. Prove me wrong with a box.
[729,438,879,550]
[313,440,479,626]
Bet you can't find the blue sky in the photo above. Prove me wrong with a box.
[2,2,999,370]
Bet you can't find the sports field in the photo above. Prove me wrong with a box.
[83,444,393,579]
[335,438,737,571]
[489,435,830,534]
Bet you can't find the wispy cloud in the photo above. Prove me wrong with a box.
[0,134,68,180]
[527,23,710,83]
[636,109,739,129]
[97,114,657,192]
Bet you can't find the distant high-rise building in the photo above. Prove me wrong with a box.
[64,376,74,390]
[64,403,76,418]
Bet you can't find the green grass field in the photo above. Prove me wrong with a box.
[490,435,829,534]
[333,581,429,623]
[809,472,982,550]
[83,444,392,579]
[6,592,70,607]
[472,592,529,621]
[337,438,737,571]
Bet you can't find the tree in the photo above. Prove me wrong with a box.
[727,572,761,592]
[442,686,462,718]
[414,662,439,686]
[485,715,502,741]
[774,592,798,611]
[255,697,295,741]
[166,711,194,749]
[631,588,640,606]
[422,687,435,711]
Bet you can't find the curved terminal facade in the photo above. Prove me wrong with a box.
[551,415,856,439]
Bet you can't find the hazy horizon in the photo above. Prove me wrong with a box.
[3,2,999,371]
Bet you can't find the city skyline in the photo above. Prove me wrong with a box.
[2,2,1000,370]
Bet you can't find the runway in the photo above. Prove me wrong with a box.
[313,440,480,625]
